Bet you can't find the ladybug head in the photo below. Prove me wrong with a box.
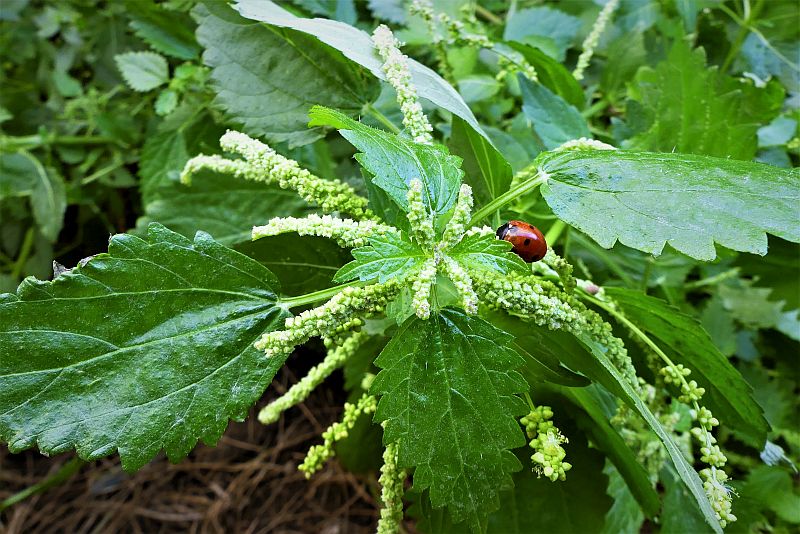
[495,222,510,239]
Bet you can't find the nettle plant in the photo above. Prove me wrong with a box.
[1,3,799,534]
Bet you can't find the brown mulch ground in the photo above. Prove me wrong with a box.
[0,360,398,534]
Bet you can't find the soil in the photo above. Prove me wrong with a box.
[0,361,396,534]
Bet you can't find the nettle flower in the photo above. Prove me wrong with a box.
[177,23,735,532]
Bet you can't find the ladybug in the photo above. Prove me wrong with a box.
[496,220,547,263]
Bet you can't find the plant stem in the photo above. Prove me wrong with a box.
[280,282,366,309]
[581,99,608,119]
[684,268,741,290]
[544,220,567,248]
[469,171,548,226]
[365,104,401,134]
[10,228,35,281]
[475,4,502,25]
[0,457,85,512]
[0,134,120,151]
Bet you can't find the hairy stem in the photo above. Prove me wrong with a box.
[469,170,548,225]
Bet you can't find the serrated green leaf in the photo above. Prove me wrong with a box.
[194,1,377,147]
[448,234,528,275]
[127,0,201,60]
[605,287,769,447]
[0,152,66,241]
[538,149,800,260]
[662,467,715,534]
[503,6,580,62]
[520,76,590,150]
[0,224,288,471]
[114,51,169,92]
[738,466,800,524]
[487,430,611,533]
[333,232,425,283]
[555,332,722,532]
[309,106,463,217]
[448,116,512,207]
[234,0,490,142]
[718,281,792,332]
[700,296,738,357]
[625,41,782,160]
[371,309,529,528]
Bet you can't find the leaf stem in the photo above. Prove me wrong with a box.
[280,282,366,309]
[364,104,401,134]
[469,170,548,226]
[544,220,567,247]
[0,457,85,512]
[0,134,121,151]
[475,4,503,25]
[684,268,740,290]
[10,228,35,281]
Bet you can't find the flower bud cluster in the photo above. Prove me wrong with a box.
[372,25,433,144]
[441,184,473,248]
[255,281,400,358]
[406,179,435,247]
[541,249,577,293]
[660,364,735,526]
[181,130,374,219]
[258,331,368,425]
[495,54,539,83]
[464,225,495,238]
[555,137,617,151]
[442,256,478,314]
[572,0,620,81]
[252,215,393,248]
[299,394,378,477]
[411,257,438,319]
[377,442,406,534]
[521,406,572,482]
[410,0,491,49]
[473,270,638,386]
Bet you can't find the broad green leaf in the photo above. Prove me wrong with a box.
[234,0,490,142]
[236,235,351,295]
[486,311,591,388]
[737,466,800,524]
[699,296,737,357]
[555,331,723,532]
[601,462,646,534]
[487,431,611,533]
[537,149,800,260]
[758,116,797,148]
[309,106,462,217]
[371,309,529,528]
[503,6,580,61]
[457,75,501,103]
[520,76,590,150]
[718,281,799,339]
[0,224,288,471]
[114,51,169,92]
[566,386,661,518]
[0,152,66,241]
[625,41,782,160]
[127,0,201,59]
[605,287,769,447]
[506,42,584,109]
[333,232,425,283]
[448,116,512,207]
[448,234,528,276]
[194,1,378,146]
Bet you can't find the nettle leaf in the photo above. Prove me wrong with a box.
[520,75,590,150]
[114,51,169,92]
[558,332,722,533]
[0,224,288,471]
[309,106,462,216]
[605,287,769,447]
[506,41,584,109]
[194,1,378,147]
[234,0,490,141]
[537,149,800,260]
[0,152,66,241]
[600,462,646,534]
[448,116,512,207]
[625,41,782,160]
[333,232,425,283]
[448,234,528,275]
[127,1,201,60]
[372,309,529,528]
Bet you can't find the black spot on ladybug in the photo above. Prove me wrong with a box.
[524,238,530,245]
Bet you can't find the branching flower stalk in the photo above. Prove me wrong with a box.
[253,215,393,248]
[573,0,621,81]
[372,25,434,144]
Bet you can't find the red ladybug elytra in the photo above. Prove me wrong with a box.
[496,220,547,263]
